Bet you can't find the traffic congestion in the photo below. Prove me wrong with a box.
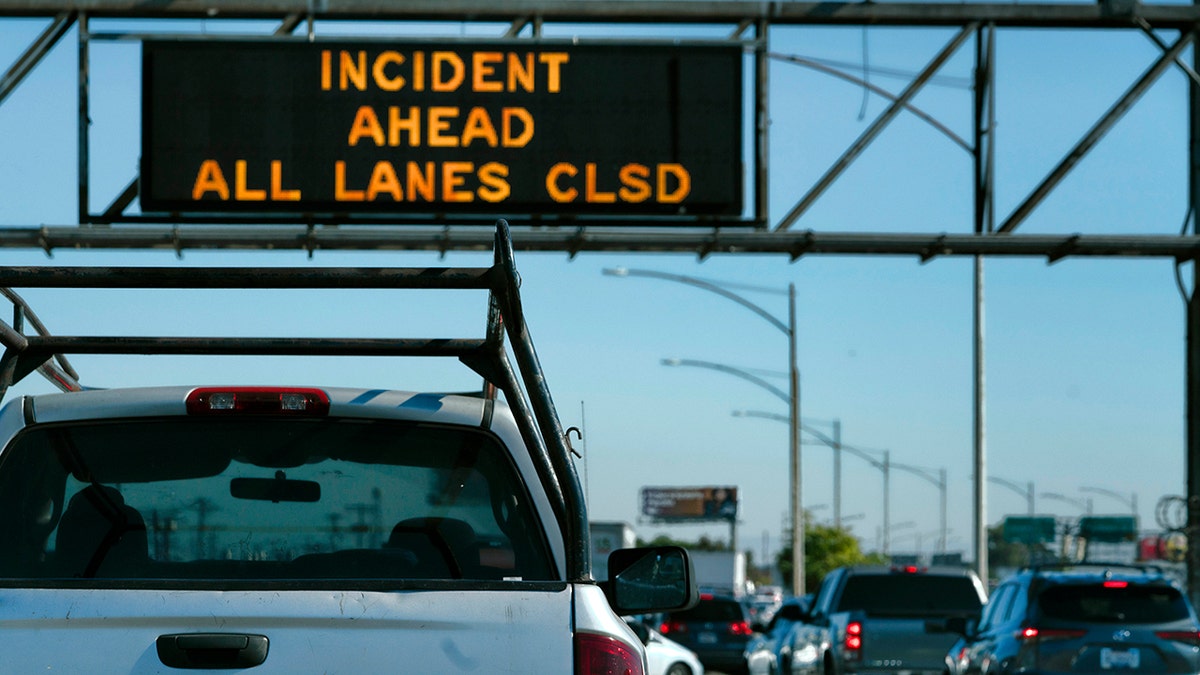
[619,560,1200,675]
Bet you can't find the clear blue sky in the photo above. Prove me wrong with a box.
[0,12,1189,568]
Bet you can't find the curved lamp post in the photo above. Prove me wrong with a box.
[989,475,1035,516]
[891,462,948,554]
[729,410,844,526]
[605,267,804,594]
[735,409,879,538]
[1080,486,1137,519]
[1040,492,1092,515]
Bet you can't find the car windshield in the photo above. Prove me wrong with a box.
[0,417,554,584]
[1037,583,1192,623]
[838,574,983,616]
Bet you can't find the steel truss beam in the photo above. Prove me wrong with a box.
[4,0,1199,256]
[3,1,1200,29]
[1,225,1198,262]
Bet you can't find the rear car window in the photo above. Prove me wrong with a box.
[669,598,745,622]
[0,417,554,583]
[1037,583,1192,623]
[838,574,983,616]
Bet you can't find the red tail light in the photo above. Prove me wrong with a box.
[1103,580,1129,588]
[575,633,643,675]
[1018,627,1087,641]
[844,621,863,657]
[186,387,330,416]
[1156,631,1200,646]
[659,620,686,635]
[730,621,753,636]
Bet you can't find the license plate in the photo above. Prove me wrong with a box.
[1101,647,1140,669]
[697,631,718,644]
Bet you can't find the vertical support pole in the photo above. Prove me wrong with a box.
[833,419,842,530]
[883,450,891,556]
[1189,19,1200,608]
[972,23,996,586]
[755,20,770,229]
[1028,481,1035,516]
[789,282,804,595]
[973,258,988,578]
[77,12,89,224]
[730,518,738,560]
[940,468,948,553]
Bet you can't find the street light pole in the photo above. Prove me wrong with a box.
[736,410,877,541]
[1079,486,1137,519]
[789,283,803,595]
[1040,492,1093,515]
[833,419,841,528]
[890,462,949,554]
[607,268,805,595]
[663,358,800,591]
[989,475,1035,516]
[888,518,915,556]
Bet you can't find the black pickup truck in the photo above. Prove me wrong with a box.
[786,565,987,675]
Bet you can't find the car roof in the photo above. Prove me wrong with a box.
[1016,563,1180,588]
[844,564,980,577]
[22,385,493,426]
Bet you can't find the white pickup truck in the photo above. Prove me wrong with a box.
[0,222,697,673]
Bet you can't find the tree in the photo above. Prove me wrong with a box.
[776,520,886,593]
[988,523,1057,578]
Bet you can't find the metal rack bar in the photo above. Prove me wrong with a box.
[0,219,587,578]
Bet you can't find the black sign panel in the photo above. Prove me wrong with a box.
[140,40,743,218]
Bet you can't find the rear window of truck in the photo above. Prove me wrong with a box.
[838,574,983,616]
[0,417,555,584]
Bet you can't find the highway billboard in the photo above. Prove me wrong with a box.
[640,485,738,522]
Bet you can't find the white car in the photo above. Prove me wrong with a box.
[627,620,706,675]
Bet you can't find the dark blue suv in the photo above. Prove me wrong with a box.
[946,563,1200,675]
[657,593,762,675]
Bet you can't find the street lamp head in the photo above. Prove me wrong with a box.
[601,267,630,277]
[661,358,682,367]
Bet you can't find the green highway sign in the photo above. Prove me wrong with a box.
[1078,516,1138,542]
[1003,516,1057,544]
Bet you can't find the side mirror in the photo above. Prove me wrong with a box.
[602,546,699,615]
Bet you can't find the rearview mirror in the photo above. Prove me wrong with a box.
[230,472,320,503]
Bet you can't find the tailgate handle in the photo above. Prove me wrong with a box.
[156,633,269,669]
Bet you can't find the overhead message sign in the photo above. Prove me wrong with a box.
[641,486,738,522]
[140,40,743,218]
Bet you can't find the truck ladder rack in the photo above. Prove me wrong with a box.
[0,219,592,581]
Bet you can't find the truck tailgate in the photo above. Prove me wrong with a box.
[861,617,959,671]
[0,587,574,673]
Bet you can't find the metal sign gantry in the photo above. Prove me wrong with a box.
[2,0,1200,260]
[5,0,1200,600]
